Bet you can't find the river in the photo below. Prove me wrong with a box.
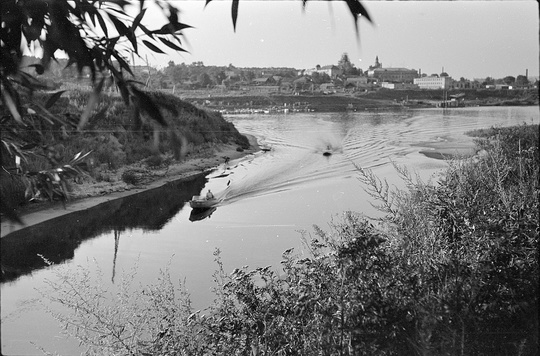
[1,106,537,355]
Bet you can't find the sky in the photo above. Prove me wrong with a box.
[138,1,538,80]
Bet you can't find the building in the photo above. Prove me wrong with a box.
[452,80,482,90]
[319,83,337,94]
[381,82,419,90]
[346,76,368,87]
[366,57,418,83]
[304,65,343,78]
[414,76,453,89]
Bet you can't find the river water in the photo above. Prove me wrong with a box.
[1,106,537,355]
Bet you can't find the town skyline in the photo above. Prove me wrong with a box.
[133,1,538,81]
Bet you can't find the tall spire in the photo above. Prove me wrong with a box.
[374,56,381,68]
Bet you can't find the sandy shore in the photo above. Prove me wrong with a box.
[417,140,477,160]
[1,135,260,237]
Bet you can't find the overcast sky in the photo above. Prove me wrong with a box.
[140,0,538,80]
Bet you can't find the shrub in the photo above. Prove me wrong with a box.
[121,170,140,185]
[145,154,163,168]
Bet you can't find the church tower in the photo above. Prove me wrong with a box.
[375,56,382,68]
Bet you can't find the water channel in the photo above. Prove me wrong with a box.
[1,106,537,355]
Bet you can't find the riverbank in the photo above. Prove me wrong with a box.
[1,134,260,237]
[183,88,538,113]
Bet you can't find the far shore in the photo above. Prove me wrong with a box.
[1,134,260,237]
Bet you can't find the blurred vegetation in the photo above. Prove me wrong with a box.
[40,123,538,355]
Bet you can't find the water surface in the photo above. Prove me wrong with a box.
[1,106,537,355]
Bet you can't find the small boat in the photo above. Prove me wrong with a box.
[189,207,217,222]
[323,145,332,156]
[189,195,219,209]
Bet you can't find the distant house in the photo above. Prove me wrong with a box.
[452,80,482,89]
[346,76,368,86]
[304,65,343,78]
[320,83,336,93]
[225,70,241,79]
[414,76,453,90]
[381,82,419,90]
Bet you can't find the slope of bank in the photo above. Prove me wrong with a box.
[0,89,253,232]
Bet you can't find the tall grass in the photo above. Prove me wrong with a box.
[40,124,538,355]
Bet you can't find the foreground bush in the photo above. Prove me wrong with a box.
[41,124,538,355]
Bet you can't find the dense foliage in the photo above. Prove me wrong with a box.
[41,124,538,355]
[0,89,249,213]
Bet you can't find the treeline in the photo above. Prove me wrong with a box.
[42,123,539,355]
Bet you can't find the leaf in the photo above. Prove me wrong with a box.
[344,0,372,25]
[142,40,165,54]
[95,10,109,38]
[32,102,59,125]
[111,51,134,76]
[130,86,168,127]
[132,8,146,32]
[45,90,66,109]
[138,23,154,39]
[117,80,130,104]
[1,86,23,124]
[110,15,129,37]
[70,151,93,165]
[78,77,105,131]
[231,0,239,31]
[154,22,192,35]
[158,37,188,52]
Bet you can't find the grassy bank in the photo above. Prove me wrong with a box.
[0,89,250,217]
[40,123,538,355]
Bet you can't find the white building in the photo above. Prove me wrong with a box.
[414,76,453,89]
[304,65,343,78]
[368,67,418,83]
[381,82,419,90]
[366,56,418,83]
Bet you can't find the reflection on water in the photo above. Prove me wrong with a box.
[1,106,537,355]
[1,173,208,283]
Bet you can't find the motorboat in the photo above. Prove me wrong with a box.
[323,145,332,156]
[189,207,217,222]
[189,195,219,209]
